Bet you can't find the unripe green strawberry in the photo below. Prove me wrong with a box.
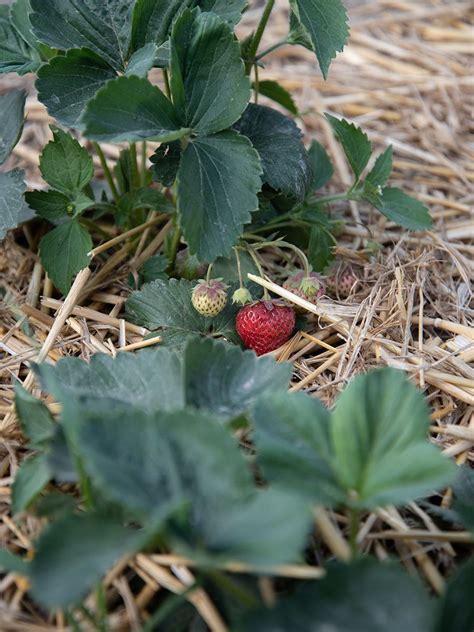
[232,287,252,306]
[283,271,325,313]
[192,278,228,317]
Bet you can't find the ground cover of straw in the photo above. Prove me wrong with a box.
[0,1,473,629]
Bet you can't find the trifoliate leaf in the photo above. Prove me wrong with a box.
[253,80,298,115]
[170,9,250,135]
[82,75,190,143]
[241,558,434,632]
[379,187,432,230]
[234,103,311,203]
[12,453,51,515]
[177,130,262,261]
[0,169,27,239]
[39,219,92,294]
[39,129,93,196]
[0,89,26,165]
[30,0,134,72]
[25,190,70,221]
[308,222,336,271]
[308,139,334,190]
[15,384,55,446]
[30,513,146,608]
[126,278,239,347]
[0,5,40,74]
[36,48,116,129]
[150,141,182,187]
[437,559,474,632]
[366,145,393,187]
[125,42,158,77]
[198,0,247,26]
[10,0,39,52]
[131,0,192,51]
[288,0,349,79]
[325,114,372,179]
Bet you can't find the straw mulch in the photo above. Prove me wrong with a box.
[0,0,473,629]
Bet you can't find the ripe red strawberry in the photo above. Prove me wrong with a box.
[236,300,296,356]
[283,271,325,313]
[325,267,358,298]
[192,278,228,317]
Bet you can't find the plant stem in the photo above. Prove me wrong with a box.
[308,192,349,205]
[95,584,109,632]
[245,0,275,73]
[206,262,214,283]
[254,38,288,61]
[140,141,147,186]
[254,62,259,104]
[129,142,140,190]
[349,507,360,558]
[162,68,171,99]
[93,142,119,204]
[168,222,182,270]
[246,245,270,300]
[234,247,244,289]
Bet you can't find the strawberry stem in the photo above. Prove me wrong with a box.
[234,247,244,290]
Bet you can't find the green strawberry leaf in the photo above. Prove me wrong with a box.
[131,0,192,52]
[0,89,26,165]
[12,453,51,515]
[29,513,146,609]
[378,187,432,230]
[82,75,190,143]
[198,0,247,26]
[25,190,71,221]
[150,141,182,187]
[126,278,240,347]
[366,145,393,187]
[0,549,29,575]
[177,130,262,261]
[39,129,93,196]
[241,558,434,632]
[0,4,41,75]
[325,114,372,179]
[170,9,250,135]
[308,139,334,191]
[451,465,474,533]
[0,169,28,239]
[308,222,336,271]
[234,104,311,203]
[10,0,39,52]
[30,0,134,72]
[36,48,116,129]
[254,80,298,115]
[437,559,474,632]
[288,0,349,79]
[39,219,92,294]
[125,42,158,77]
[15,384,55,447]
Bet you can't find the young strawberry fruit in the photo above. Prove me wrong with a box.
[192,279,228,317]
[236,300,296,356]
[283,271,325,313]
[325,267,358,298]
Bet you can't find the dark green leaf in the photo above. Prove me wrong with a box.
[452,465,474,533]
[0,5,40,75]
[198,0,247,26]
[331,368,456,507]
[12,453,51,515]
[15,384,55,446]
[325,114,372,179]
[0,549,29,575]
[254,80,298,115]
[0,89,26,165]
[39,219,92,294]
[437,559,474,632]
[177,130,262,261]
[39,129,93,196]
[170,9,250,134]
[289,0,349,79]
[140,254,169,284]
[10,0,39,52]
[117,187,173,224]
[126,42,158,77]
[184,338,292,420]
[25,190,70,221]
[241,558,434,632]
[366,145,393,187]
[82,75,189,143]
[35,492,78,519]
[35,348,184,415]
[78,408,253,519]
[131,0,192,51]
[308,139,334,190]
[361,180,382,208]
[252,392,344,505]
[36,48,116,129]
[308,223,335,271]
[47,426,76,483]
[30,0,134,72]
[30,513,145,608]
[0,168,27,239]
[126,278,239,348]
[234,103,311,203]
[150,141,182,187]
[379,187,432,230]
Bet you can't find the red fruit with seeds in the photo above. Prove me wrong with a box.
[236,300,296,356]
